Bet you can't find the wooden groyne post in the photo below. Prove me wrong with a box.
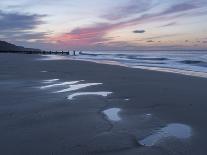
[0,50,81,56]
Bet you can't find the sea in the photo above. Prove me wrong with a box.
[42,50,207,78]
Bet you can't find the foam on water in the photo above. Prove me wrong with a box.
[103,108,121,122]
[139,123,192,146]
[55,83,102,93]
[67,92,112,100]
[39,51,207,78]
[133,66,207,78]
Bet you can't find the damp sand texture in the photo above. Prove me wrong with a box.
[0,54,207,155]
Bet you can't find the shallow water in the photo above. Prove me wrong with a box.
[41,70,48,73]
[39,51,207,78]
[139,123,192,146]
[103,108,121,122]
[67,92,112,100]
[42,79,59,84]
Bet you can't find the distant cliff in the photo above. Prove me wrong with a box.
[0,40,40,52]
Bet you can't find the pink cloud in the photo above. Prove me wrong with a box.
[50,22,124,49]
[49,1,204,50]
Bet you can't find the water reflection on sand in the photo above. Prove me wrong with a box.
[103,108,121,122]
[139,123,192,146]
[39,79,111,101]
[68,92,112,100]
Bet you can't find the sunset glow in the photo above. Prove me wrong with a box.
[1,0,207,50]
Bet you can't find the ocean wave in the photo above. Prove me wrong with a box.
[40,51,207,78]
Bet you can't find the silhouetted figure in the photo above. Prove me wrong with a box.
[67,51,70,55]
[62,51,64,54]
[73,50,76,56]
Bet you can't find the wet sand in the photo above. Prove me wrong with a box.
[0,53,207,155]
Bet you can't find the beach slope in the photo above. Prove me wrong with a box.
[0,54,207,155]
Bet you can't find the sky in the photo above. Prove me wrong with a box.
[0,0,207,51]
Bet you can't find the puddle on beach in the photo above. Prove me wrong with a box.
[39,80,112,100]
[41,71,48,73]
[139,123,192,146]
[42,79,59,84]
[55,83,102,93]
[103,108,121,122]
[40,81,80,89]
[67,92,112,100]
[146,114,152,116]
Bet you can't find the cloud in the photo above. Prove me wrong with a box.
[125,2,203,27]
[0,10,48,44]
[162,3,197,15]
[160,22,177,27]
[102,1,201,22]
[145,34,181,40]
[50,23,115,49]
[0,10,46,31]
[51,1,206,50]
[147,40,154,43]
[101,0,153,20]
[133,30,145,33]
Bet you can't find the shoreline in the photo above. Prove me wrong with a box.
[40,54,207,79]
[0,53,207,154]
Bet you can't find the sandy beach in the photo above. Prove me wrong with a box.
[1,53,207,155]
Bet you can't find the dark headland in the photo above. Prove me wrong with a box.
[0,40,41,53]
[0,41,76,55]
[0,52,207,155]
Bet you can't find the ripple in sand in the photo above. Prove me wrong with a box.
[55,83,102,93]
[103,108,121,122]
[40,81,80,89]
[139,123,192,146]
[67,92,112,100]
